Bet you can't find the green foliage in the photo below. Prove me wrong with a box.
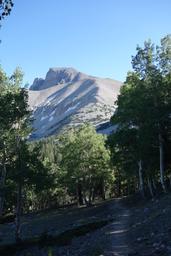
[0,67,30,211]
[109,34,171,196]
[31,124,114,207]
[56,124,113,204]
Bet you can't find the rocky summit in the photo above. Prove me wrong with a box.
[28,67,122,139]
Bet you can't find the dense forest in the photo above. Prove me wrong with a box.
[0,35,171,245]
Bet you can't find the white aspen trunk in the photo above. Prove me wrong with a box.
[82,189,88,206]
[147,177,154,197]
[159,133,166,192]
[138,160,144,198]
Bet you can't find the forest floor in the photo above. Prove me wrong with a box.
[0,198,131,256]
[126,193,171,256]
[1,194,171,255]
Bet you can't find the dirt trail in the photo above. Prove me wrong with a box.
[0,199,132,255]
[104,199,131,256]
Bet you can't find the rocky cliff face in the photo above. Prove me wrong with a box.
[28,67,122,139]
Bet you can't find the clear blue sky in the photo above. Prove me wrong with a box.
[0,0,170,85]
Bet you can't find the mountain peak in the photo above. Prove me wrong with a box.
[48,67,78,73]
[30,67,85,91]
[28,68,122,139]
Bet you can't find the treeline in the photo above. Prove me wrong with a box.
[0,35,171,241]
[0,67,30,240]
[108,35,171,198]
[0,68,56,241]
[31,125,113,209]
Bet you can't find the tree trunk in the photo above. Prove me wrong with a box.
[102,188,106,201]
[169,175,171,188]
[116,174,121,197]
[152,178,157,191]
[92,188,95,202]
[15,135,23,243]
[88,187,94,206]
[82,190,88,206]
[138,160,145,198]
[147,177,154,197]
[126,181,129,196]
[100,179,106,200]
[15,179,22,243]
[77,183,83,206]
[159,133,166,192]
[0,151,7,216]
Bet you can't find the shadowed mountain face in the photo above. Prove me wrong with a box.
[28,68,122,139]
